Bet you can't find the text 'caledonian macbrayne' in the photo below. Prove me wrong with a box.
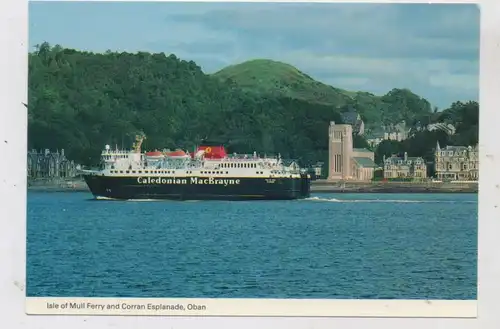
[137,176,241,186]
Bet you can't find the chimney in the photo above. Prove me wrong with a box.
[404,152,408,161]
[383,155,386,162]
[61,149,65,157]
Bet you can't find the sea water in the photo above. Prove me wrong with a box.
[27,192,477,299]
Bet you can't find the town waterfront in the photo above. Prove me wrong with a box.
[27,191,477,299]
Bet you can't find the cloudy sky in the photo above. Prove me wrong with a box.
[29,1,479,109]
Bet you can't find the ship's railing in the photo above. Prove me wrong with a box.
[101,149,133,155]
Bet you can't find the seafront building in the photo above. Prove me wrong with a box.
[382,153,427,179]
[434,142,478,181]
[27,149,79,179]
[328,122,377,181]
[365,121,410,147]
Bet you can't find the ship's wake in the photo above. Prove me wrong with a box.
[94,196,163,202]
[303,196,477,204]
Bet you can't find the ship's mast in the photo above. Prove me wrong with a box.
[132,133,146,153]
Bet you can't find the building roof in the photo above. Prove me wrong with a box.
[441,145,468,151]
[353,157,377,168]
[436,142,478,152]
[353,148,371,153]
[384,155,425,165]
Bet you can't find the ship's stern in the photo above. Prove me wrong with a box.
[299,173,311,198]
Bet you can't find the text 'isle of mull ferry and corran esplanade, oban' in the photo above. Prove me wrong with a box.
[80,134,312,201]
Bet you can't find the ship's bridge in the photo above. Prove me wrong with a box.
[101,145,141,169]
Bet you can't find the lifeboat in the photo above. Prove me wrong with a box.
[165,150,190,159]
[145,151,164,159]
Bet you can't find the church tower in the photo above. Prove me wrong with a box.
[328,122,353,181]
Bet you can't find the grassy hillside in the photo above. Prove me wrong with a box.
[213,59,433,127]
[213,59,355,107]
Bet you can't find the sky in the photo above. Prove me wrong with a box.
[29,1,480,109]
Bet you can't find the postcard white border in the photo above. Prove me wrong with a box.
[24,297,476,317]
[2,0,498,327]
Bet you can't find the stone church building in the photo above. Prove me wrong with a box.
[328,122,377,181]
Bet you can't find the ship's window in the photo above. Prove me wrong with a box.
[120,171,124,173]
[126,170,130,174]
[226,171,229,174]
[132,170,136,173]
[138,171,142,174]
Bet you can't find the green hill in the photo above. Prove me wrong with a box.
[28,43,344,166]
[213,59,355,107]
[28,43,476,169]
[213,59,433,127]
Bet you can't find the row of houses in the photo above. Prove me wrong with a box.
[27,149,80,179]
[381,142,479,181]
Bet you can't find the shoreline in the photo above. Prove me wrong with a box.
[26,179,478,194]
[310,180,478,193]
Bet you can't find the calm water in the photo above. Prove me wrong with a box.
[27,192,477,299]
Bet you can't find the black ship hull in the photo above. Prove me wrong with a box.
[83,174,311,201]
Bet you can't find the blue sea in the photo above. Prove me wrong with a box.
[26,192,477,299]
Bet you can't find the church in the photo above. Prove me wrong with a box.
[327,121,377,181]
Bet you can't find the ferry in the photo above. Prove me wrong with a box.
[81,134,311,201]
